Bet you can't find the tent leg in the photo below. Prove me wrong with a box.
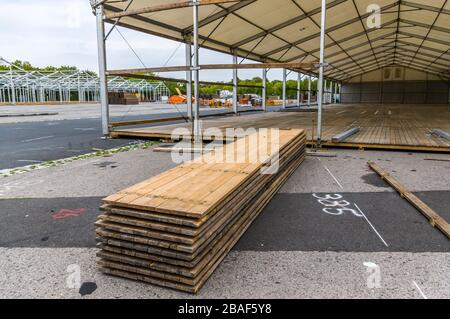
[95,4,110,137]
[317,0,327,146]
[185,37,193,121]
[192,0,201,144]
[262,68,267,112]
[308,75,312,106]
[233,51,238,114]
[282,68,287,109]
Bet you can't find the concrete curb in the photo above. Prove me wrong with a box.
[0,112,59,118]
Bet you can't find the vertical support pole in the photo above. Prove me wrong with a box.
[328,81,333,104]
[262,68,267,112]
[185,37,193,121]
[334,81,338,103]
[78,73,82,103]
[232,51,238,114]
[297,72,302,107]
[330,82,333,103]
[59,84,63,104]
[192,0,201,143]
[308,74,312,106]
[317,0,326,146]
[95,4,110,137]
[282,68,287,109]
[9,64,16,105]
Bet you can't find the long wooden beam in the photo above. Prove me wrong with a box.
[104,0,242,20]
[114,73,188,83]
[112,73,262,88]
[108,62,315,75]
[369,162,450,239]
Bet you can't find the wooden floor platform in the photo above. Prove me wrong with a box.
[112,104,450,153]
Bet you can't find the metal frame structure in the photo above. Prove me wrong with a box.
[90,0,340,141]
[0,57,170,107]
[90,0,450,142]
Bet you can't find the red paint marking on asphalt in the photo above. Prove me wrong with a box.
[52,208,87,220]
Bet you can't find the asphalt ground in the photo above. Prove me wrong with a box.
[1,191,449,253]
[1,103,449,298]
[0,105,274,170]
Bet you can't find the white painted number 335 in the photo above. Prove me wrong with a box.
[313,193,363,217]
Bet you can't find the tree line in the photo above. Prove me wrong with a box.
[2,60,319,98]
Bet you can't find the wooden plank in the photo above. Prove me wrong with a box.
[368,161,450,239]
[432,129,450,141]
[104,130,305,217]
[424,158,450,162]
[331,127,360,142]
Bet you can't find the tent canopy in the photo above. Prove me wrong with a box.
[101,0,450,82]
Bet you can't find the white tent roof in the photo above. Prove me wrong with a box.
[101,0,450,81]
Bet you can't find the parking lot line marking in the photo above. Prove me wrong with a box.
[354,203,389,248]
[324,165,344,190]
[413,281,428,299]
[21,135,54,143]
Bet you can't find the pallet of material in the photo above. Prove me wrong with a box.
[108,92,140,105]
[96,129,307,293]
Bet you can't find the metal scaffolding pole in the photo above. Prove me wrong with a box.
[334,82,338,103]
[317,0,327,146]
[185,38,193,121]
[329,81,333,104]
[96,3,110,137]
[282,68,287,109]
[308,75,312,106]
[9,64,16,105]
[192,0,201,143]
[232,51,238,114]
[262,68,267,112]
[297,72,302,107]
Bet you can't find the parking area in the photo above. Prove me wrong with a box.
[1,145,449,299]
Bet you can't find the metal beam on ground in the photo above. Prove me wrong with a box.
[332,127,360,142]
[432,129,450,141]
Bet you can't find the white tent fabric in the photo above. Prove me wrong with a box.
[100,0,450,81]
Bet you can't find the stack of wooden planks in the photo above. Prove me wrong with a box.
[96,129,306,293]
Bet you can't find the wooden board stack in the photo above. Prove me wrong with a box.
[108,92,140,105]
[96,129,306,293]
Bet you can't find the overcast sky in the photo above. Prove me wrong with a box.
[0,0,286,81]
